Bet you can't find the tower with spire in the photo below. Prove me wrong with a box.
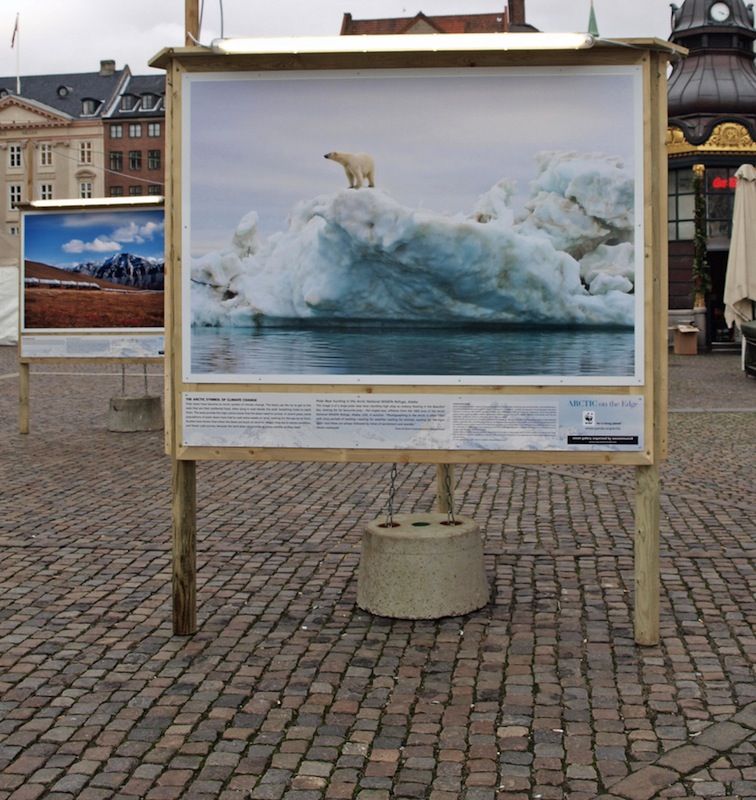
[666,0,756,342]
[587,1,599,37]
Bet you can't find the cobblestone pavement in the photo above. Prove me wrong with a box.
[0,347,754,800]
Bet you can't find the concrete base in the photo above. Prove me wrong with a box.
[107,395,163,432]
[357,512,489,619]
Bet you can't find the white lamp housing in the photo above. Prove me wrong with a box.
[210,32,596,56]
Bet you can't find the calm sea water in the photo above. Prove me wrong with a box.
[190,324,635,378]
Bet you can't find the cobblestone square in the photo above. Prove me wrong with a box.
[1,347,755,799]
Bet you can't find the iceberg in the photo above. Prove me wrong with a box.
[191,151,636,329]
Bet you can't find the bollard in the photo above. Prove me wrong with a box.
[358,512,489,619]
[107,396,163,432]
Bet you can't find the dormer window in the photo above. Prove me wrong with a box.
[0,89,8,98]
[81,98,100,115]
[141,93,158,110]
[120,94,137,111]
[57,85,72,98]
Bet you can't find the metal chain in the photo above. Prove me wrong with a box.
[385,463,398,527]
[444,466,456,525]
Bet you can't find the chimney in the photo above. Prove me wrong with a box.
[507,0,525,26]
[99,59,116,76]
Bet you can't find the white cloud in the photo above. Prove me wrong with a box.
[62,237,121,254]
[112,219,164,244]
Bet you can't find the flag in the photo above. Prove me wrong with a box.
[11,13,18,48]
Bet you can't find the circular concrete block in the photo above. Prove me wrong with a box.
[107,395,163,432]
[357,512,489,619]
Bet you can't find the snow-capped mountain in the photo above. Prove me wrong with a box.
[70,253,164,290]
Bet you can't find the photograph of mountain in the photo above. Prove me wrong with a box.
[183,66,643,385]
[23,208,165,330]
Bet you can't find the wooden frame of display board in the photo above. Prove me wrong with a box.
[152,36,683,644]
[17,197,165,432]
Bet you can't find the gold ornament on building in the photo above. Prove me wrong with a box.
[666,121,756,156]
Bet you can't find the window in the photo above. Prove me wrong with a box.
[120,94,136,111]
[668,165,740,243]
[79,141,92,164]
[129,150,142,170]
[147,122,161,137]
[110,186,124,197]
[109,151,123,172]
[668,168,695,241]
[147,150,161,170]
[81,98,99,115]
[9,184,22,208]
[79,181,93,199]
[39,143,53,167]
[128,185,143,196]
[128,123,142,138]
[8,225,19,236]
[39,184,53,201]
[110,124,123,139]
[147,184,162,196]
[9,144,22,168]
[705,166,738,242]
[141,93,158,110]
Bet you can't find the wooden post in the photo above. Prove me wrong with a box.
[19,362,29,434]
[172,458,197,635]
[185,0,200,46]
[436,464,456,514]
[634,464,660,645]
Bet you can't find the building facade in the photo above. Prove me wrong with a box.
[0,62,166,268]
[103,74,165,198]
[0,60,129,266]
[666,0,756,343]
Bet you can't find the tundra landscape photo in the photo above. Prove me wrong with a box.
[184,66,644,385]
[23,208,165,330]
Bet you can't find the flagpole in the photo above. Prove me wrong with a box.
[12,13,20,95]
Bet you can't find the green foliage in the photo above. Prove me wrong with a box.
[692,168,711,298]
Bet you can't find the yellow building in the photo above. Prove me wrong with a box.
[0,60,129,268]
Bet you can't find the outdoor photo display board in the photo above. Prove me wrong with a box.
[162,41,670,465]
[20,200,165,360]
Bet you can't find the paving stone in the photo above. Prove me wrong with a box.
[731,703,756,731]
[609,766,680,800]
[657,744,718,774]
[1,352,755,800]
[694,723,751,752]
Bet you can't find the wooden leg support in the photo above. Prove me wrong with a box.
[19,362,29,435]
[436,464,456,514]
[634,464,660,646]
[172,458,197,635]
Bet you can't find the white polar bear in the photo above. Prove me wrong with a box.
[324,151,375,189]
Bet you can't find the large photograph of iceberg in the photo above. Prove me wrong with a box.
[184,66,643,385]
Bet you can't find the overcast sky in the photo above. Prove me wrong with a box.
[187,67,639,252]
[0,1,675,77]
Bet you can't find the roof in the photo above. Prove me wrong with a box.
[670,0,755,38]
[104,74,166,119]
[0,64,129,119]
[341,9,511,35]
[668,0,756,143]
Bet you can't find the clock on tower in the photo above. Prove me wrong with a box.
[710,2,732,21]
